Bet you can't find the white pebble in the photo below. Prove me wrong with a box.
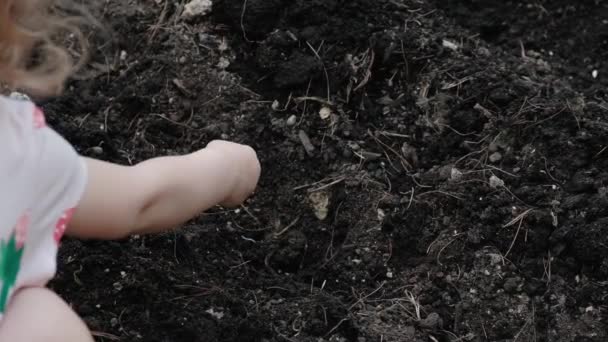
[489,175,505,188]
[271,100,280,111]
[442,39,459,51]
[205,308,224,320]
[319,106,332,120]
[450,168,463,181]
[286,115,297,126]
[592,69,599,79]
[182,0,212,18]
[489,152,502,163]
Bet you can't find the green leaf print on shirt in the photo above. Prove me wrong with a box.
[0,231,24,314]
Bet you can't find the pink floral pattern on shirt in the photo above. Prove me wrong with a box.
[54,208,76,244]
[33,107,46,129]
[14,213,29,249]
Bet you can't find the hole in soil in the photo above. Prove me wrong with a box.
[479,24,509,42]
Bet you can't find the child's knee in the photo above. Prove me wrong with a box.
[0,287,93,342]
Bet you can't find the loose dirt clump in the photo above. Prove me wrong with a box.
[41,0,607,341]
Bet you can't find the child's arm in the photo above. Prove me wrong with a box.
[67,140,260,239]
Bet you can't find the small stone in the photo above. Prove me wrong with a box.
[90,146,104,155]
[113,282,123,291]
[477,47,491,56]
[309,190,330,220]
[489,175,505,188]
[450,167,463,181]
[271,100,280,111]
[298,130,315,156]
[377,208,386,221]
[319,106,332,120]
[347,141,360,151]
[489,253,503,265]
[182,0,212,18]
[286,115,297,126]
[401,142,419,166]
[592,69,599,79]
[216,57,230,69]
[420,312,442,329]
[442,39,459,50]
[205,308,224,320]
[489,152,502,162]
[438,165,453,180]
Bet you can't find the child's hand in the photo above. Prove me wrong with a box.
[69,139,260,239]
[204,140,261,208]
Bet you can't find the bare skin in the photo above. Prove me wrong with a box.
[0,288,94,342]
[69,140,261,239]
[0,140,261,341]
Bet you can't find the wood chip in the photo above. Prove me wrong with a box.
[298,130,315,156]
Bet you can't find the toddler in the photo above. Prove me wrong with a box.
[0,0,261,340]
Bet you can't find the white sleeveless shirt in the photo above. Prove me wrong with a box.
[0,95,87,319]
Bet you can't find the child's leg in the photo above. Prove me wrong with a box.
[0,287,93,342]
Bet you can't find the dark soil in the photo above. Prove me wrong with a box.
[41,0,607,341]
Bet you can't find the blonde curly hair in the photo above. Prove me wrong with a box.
[0,0,89,97]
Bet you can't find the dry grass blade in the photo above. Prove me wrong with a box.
[503,209,533,258]
[503,209,533,229]
[353,48,375,92]
[305,41,331,102]
[367,130,413,172]
[240,0,253,42]
[349,281,386,310]
[147,0,169,43]
[293,96,334,107]
[91,331,120,341]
